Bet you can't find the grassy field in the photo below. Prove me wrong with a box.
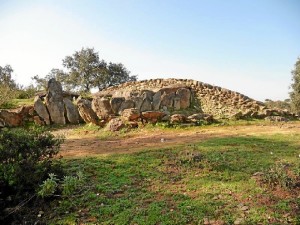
[41,130,300,225]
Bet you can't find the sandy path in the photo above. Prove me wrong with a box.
[54,122,300,158]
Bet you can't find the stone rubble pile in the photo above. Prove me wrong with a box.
[0,78,296,130]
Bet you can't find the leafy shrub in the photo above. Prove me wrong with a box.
[0,127,64,193]
[38,171,85,198]
[15,85,37,99]
[262,162,299,190]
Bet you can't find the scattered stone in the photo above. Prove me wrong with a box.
[141,111,165,123]
[170,114,187,124]
[106,118,125,132]
[265,116,288,122]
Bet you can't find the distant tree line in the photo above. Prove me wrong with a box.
[32,47,137,93]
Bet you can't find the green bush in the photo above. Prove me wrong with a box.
[0,127,64,192]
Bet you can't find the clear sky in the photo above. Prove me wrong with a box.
[0,0,299,101]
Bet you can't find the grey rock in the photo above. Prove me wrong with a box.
[63,98,79,124]
[34,96,50,125]
[152,91,162,110]
[119,100,135,113]
[45,78,66,125]
[92,97,113,119]
[140,97,152,112]
[110,97,125,114]
[160,92,175,108]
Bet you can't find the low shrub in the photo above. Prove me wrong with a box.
[0,126,64,221]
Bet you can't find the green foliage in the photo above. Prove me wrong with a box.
[32,47,137,93]
[32,68,68,91]
[0,127,64,191]
[0,84,17,108]
[62,171,85,196]
[263,162,299,190]
[62,47,137,92]
[290,57,300,113]
[38,173,59,198]
[38,171,85,198]
[0,65,17,89]
[15,84,38,99]
[264,99,291,111]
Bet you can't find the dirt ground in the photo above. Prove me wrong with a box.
[53,122,300,158]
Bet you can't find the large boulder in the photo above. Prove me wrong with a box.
[77,99,99,125]
[106,118,125,132]
[141,111,165,123]
[110,97,125,114]
[152,91,162,110]
[0,109,23,127]
[92,97,113,119]
[121,108,140,121]
[45,78,66,125]
[34,96,50,125]
[140,97,152,112]
[63,98,80,124]
[160,92,175,108]
[176,88,191,109]
[170,114,187,124]
[119,100,135,113]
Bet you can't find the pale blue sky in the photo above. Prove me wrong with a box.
[0,0,299,100]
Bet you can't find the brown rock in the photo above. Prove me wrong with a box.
[170,114,187,124]
[106,118,125,131]
[160,92,175,108]
[176,88,191,109]
[77,99,99,125]
[121,108,140,121]
[0,109,23,127]
[141,111,165,123]
[92,97,113,119]
[33,115,45,126]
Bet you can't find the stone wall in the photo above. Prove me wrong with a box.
[0,78,295,129]
[94,78,286,119]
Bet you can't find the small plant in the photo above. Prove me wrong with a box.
[177,147,203,167]
[262,163,296,190]
[38,171,86,198]
[38,173,59,198]
[62,171,85,196]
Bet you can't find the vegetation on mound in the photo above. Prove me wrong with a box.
[33,133,300,224]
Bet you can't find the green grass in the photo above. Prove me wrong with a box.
[0,98,34,109]
[42,132,300,225]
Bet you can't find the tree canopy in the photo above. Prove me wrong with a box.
[290,57,300,114]
[0,65,17,89]
[33,48,137,93]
